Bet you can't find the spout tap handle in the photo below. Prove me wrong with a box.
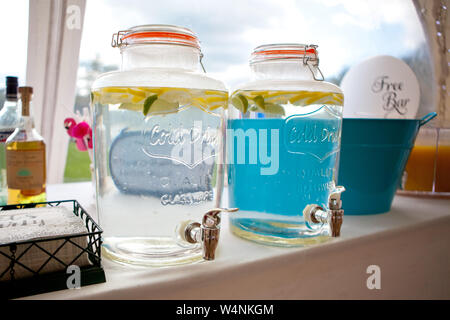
[202,208,239,228]
[329,186,345,237]
[330,209,344,237]
[201,208,238,261]
[182,208,239,261]
[329,186,345,210]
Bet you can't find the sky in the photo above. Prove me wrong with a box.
[0,0,28,87]
[0,0,428,90]
[79,0,428,89]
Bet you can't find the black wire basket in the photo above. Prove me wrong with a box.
[0,200,105,299]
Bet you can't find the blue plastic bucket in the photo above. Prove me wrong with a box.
[337,112,436,215]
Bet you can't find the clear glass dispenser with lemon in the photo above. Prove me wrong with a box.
[228,44,345,246]
[91,25,228,266]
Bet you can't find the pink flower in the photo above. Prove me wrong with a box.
[71,121,90,139]
[64,118,93,151]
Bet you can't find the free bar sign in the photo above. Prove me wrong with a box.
[341,55,420,119]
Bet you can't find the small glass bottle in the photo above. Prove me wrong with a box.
[6,87,46,204]
[228,44,344,246]
[0,77,21,205]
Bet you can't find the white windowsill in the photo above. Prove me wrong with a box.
[20,182,450,299]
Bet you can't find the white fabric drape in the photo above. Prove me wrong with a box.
[26,0,86,183]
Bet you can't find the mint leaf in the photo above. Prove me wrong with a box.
[143,95,158,116]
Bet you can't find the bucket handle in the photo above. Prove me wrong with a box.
[419,112,437,127]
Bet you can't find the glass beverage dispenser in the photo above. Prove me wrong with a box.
[228,44,345,246]
[91,25,229,266]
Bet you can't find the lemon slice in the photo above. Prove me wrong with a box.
[204,93,228,111]
[102,87,128,94]
[102,94,130,105]
[231,94,248,114]
[145,98,179,116]
[94,88,130,104]
[191,98,208,111]
[248,104,265,113]
[290,91,344,106]
[265,92,298,104]
[252,95,266,110]
[119,103,142,112]
[265,103,285,115]
[118,95,179,116]
[94,87,228,115]
[208,103,226,111]
[204,96,227,104]
[249,90,270,96]
[159,88,192,106]
[193,94,227,111]
[127,88,146,98]
[137,87,166,95]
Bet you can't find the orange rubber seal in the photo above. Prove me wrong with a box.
[255,49,316,55]
[123,32,197,42]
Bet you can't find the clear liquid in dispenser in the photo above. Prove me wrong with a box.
[92,86,226,265]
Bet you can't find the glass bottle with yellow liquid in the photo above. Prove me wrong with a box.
[6,87,46,204]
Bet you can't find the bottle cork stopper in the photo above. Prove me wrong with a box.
[6,76,18,101]
[19,86,33,116]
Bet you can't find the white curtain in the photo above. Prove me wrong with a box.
[414,0,450,127]
[26,0,86,183]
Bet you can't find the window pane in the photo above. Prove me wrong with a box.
[76,0,430,86]
[64,0,433,181]
[0,0,29,101]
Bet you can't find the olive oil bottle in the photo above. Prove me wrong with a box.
[6,87,46,204]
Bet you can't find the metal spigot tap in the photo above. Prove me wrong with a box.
[303,186,345,237]
[182,208,239,261]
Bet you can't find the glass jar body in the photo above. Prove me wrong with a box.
[92,43,227,266]
[228,58,344,246]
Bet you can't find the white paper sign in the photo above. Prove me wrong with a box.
[341,55,420,119]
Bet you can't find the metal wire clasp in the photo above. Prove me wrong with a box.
[303,44,324,81]
[199,52,207,73]
[111,30,129,48]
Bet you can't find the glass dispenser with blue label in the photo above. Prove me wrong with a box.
[228,44,345,246]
